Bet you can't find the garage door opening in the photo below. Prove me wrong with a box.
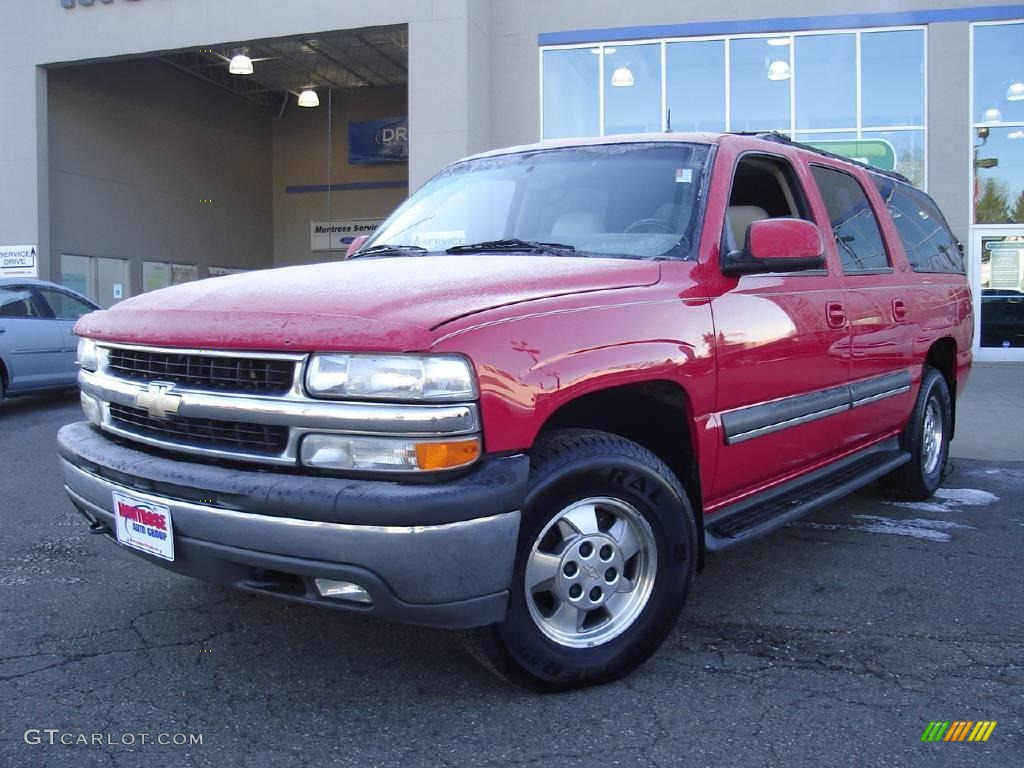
[46,25,408,306]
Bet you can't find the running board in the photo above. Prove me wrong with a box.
[704,439,910,552]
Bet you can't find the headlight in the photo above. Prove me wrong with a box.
[300,434,481,472]
[76,338,98,372]
[305,354,476,401]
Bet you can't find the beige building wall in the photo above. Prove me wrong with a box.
[272,85,408,268]
[47,59,273,295]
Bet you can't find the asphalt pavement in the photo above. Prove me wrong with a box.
[1,391,1021,768]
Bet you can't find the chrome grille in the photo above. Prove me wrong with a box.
[107,348,295,395]
[109,403,289,456]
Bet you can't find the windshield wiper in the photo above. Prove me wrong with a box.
[446,238,576,256]
[349,244,429,259]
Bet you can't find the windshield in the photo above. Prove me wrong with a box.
[364,142,712,260]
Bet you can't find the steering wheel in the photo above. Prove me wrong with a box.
[624,218,676,234]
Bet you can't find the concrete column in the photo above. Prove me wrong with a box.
[0,37,50,280]
[926,22,971,249]
[408,0,491,191]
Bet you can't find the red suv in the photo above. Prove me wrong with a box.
[60,133,972,689]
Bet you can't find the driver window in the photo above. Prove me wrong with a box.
[725,154,810,252]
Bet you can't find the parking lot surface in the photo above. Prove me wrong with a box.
[2,392,1021,767]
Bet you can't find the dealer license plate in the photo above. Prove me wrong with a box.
[112,491,175,561]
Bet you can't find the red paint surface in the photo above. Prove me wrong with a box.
[77,134,973,514]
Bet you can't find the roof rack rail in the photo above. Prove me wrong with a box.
[728,131,914,186]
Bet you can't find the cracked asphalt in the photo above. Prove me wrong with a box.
[2,391,1021,767]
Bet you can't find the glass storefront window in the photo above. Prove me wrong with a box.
[542,48,599,139]
[666,40,726,132]
[862,129,926,188]
[795,34,856,130]
[729,37,791,132]
[861,30,926,127]
[60,253,129,308]
[973,127,1024,224]
[978,234,1024,348]
[541,27,925,181]
[604,43,662,135]
[143,261,198,292]
[973,23,1024,125]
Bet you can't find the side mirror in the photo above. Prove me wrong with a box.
[345,235,369,259]
[722,218,825,276]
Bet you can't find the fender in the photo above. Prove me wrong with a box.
[430,291,720,493]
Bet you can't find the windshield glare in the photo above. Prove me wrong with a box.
[365,142,712,260]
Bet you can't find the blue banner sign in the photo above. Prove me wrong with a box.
[348,117,409,164]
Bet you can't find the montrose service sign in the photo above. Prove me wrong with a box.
[0,245,39,278]
[311,220,384,251]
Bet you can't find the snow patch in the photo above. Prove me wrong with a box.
[791,515,974,542]
[884,487,999,513]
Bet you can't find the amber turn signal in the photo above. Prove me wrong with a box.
[415,438,481,470]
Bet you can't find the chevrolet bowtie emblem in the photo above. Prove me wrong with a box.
[135,382,182,420]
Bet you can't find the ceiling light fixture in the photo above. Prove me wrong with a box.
[767,60,791,81]
[228,53,254,75]
[982,107,1002,122]
[610,66,634,87]
[767,37,791,46]
[297,88,320,108]
[1007,82,1024,102]
[1009,130,1024,140]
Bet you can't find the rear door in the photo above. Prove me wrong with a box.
[704,146,854,504]
[30,286,98,387]
[0,284,66,392]
[807,163,914,443]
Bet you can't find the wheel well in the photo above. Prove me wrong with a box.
[537,381,705,568]
[925,337,957,438]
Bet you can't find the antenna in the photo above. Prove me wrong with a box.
[665,108,672,133]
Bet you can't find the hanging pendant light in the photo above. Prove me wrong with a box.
[228,54,254,75]
[767,60,791,81]
[982,107,1002,123]
[610,66,634,87]
[297,88,320,108]
[1007,82,1024,102]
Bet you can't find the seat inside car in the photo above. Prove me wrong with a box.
[727,205,769,248]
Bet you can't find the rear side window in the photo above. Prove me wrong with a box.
[810,165,890,273]
[871,176,965,273]
[35,287,96,320]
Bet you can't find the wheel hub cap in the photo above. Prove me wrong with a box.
[525,496,657,648]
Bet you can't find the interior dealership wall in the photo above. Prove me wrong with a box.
[48,60,273,294]
[272,85,408,268]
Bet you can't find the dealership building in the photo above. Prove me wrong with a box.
[1,0,1023,361]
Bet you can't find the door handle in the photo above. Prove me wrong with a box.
[826,301,847,328]
[892,298,907,321]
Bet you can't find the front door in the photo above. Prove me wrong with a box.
[972,228,1024,360]
[705,148,853,504]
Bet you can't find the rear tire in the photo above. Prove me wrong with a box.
[883,367,952,501]
[463,429,697,690]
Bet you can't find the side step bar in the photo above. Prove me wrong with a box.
[704,439,910,552]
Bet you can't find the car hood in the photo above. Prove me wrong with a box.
[75,255,661,352]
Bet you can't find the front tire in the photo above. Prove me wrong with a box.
[464,430,697,690]
[884,367,952,500]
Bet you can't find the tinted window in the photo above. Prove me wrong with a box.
[0,286,43,318]
[871,176,964,273]
[810,166,890,272]
[36,287,96,320]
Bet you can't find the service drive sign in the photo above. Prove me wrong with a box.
[0,245,38,278]
[311,220,384,251]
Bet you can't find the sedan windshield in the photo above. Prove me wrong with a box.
[363,142,712,260]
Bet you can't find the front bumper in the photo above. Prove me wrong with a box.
[58,422,528,629]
